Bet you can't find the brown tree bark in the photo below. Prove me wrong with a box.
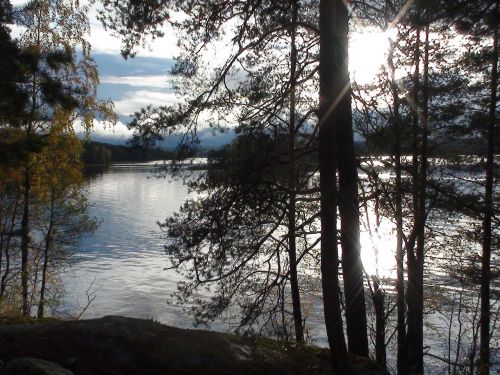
[319,0,350,372]
[287,0,304,344]
[20,167,31,316]
[335,3,369,356]
[407,18,429,375]
[479,7,497,374]
[387,36,408,375]
[37,191,56,318]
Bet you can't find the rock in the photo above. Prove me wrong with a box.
[65,358,76,367]
[0,316,388,375]
[0,357,74,375]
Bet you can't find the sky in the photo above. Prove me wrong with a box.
[84,5,244,148]
[84,4,391,148]
[10,1,391,148]
[84,7,182,146]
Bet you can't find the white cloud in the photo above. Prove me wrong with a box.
[113,90,179,117]
[75,119,133,144]
[100,75,175,88]
[91,120,133,141]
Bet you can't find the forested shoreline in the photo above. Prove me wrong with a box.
[81,141,176,165]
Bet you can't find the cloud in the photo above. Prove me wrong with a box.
[157,127,235,149]
[113,90,179,118]
[100,75,176,89]
[76,120,134,145]
[75,118,235,148]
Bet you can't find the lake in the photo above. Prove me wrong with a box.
[63,163,198,329]
[64,162,332,343]
[63,162,394,341]
[62,162,498,372]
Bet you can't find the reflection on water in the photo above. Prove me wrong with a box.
[65,162,396,345]
[63,163,195,328]
[63,162,498,368]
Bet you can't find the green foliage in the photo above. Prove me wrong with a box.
[0,21,29,127]
[0,0,115,317]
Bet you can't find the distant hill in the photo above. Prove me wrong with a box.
[355,137,491,157]
[82,141,175,165]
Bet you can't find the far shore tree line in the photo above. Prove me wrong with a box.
[81,141,176,165]
[0,0,497,374]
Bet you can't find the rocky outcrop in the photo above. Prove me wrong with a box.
[0,316,386,375]
[0,357,74,375]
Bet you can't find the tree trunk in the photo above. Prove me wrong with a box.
[38,191,56,318]
[479,8,497,374]
[287,0,304,344]
[20,167,31,316]
[407,19,422,374]
[0,193,21,302]
[336,9,369,355]
[319,0,350,372]
[388,36,407,375]
[408,19,429,375]
[373,276,386,368]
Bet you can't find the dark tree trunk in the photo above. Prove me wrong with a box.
[21,16,40,317]
[479,8,497,375]
[38,192,56,318]
[408,19,429,375]
[373,277,386,369]
[388,37,408,375]
[20,167,31,317]
[336,9,369,355]
[406,20,422,374]
[413,23,430,375]
[287,0,304,344]
[319,0,350,372]
[0,193,21,301]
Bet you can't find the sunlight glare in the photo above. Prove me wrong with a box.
[349,30,393,84]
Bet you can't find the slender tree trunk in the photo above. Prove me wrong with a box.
[408,19,429,375]
[415,23,430,375]
[373,276,386,368]
[479,9,497,374]
[38,191,56,318]
[20,4,42,317]
[0,193,21,301]
[336,1,369,356]
[319,0,350,372]
[388,37,408,375]
[407,20,422,374]
[20,167,31,316]
[0,205,6,277]
[287,0,304,344]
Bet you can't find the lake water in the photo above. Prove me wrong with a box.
[64,162,330,341]
[64,162,391,340]
[62,162,498,372]
[63,163,198,329]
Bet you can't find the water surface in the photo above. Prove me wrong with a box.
[64,163,193,328]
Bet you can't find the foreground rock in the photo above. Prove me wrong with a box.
[0,316,385,375]
[0,357,74,375]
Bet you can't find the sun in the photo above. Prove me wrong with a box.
[349,30,392,84]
